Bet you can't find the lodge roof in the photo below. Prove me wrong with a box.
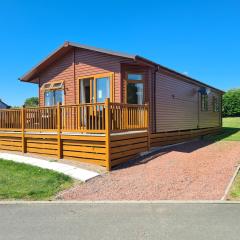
[19,41,224,94]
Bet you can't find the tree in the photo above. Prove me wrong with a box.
[24,97,39,107]
[222,89,240,117]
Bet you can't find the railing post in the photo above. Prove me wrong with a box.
[146,103,151,151]
[21,106,26,153]
[105,98,111,171]
[57,103,62,159]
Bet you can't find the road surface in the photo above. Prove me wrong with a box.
[0,202,239,240]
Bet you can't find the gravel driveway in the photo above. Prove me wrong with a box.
[59,140,240,200]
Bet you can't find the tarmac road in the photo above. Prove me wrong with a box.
[0,202,239,240]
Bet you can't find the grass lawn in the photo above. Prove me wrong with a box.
[204,117,240,141]
[0,159,73,200]
[228,170,240,200]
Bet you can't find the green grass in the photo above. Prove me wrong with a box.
[204,117,240,141]
[228,171,240,200]
[0,159,73,200]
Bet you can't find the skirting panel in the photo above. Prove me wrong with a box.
[110,132,149,167]
[150,127,222,147]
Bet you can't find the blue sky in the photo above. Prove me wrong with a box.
[0,0,239,106]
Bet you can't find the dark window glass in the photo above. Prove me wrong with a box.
[201,94,208,111]
[127,83,143,104]
[213,96,219,112]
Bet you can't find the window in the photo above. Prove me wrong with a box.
[127,73,143,81]
[43,81,64,106]
[79,74,112,103]
[201,94,208,111]
[52,82,63,89]
[43,83,51,89]
[44,90,64,106]
[212,96,219,112]
[96,77,110,102]
[44,91,54,106]
[126,73,144,104]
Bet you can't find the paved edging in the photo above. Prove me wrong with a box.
[0,152,99,182]
[221,165,240,200]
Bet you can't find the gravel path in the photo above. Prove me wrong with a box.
[58,140,240,200]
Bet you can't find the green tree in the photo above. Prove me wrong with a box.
[222,89,240,117]
[24,97,39,107]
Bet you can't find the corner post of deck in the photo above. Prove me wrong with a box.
[21,106,26,153]
[57,103,62,159]
[105,98,111,171]
[146,102,151,151]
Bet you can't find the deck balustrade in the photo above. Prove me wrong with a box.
[0,99,149,134]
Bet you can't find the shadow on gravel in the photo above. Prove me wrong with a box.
[113,127,240,171]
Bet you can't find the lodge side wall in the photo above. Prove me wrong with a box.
[154,69,222,133]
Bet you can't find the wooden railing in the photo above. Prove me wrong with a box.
[0,109,22,131]
[60,103,106,133]
[0,99,149,134]
[110,103,148,132]
[25,107,58,131]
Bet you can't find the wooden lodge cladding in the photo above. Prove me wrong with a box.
[0,42,224,169]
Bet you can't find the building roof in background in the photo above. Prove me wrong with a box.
[19,41,225,94]
[0,99,10,108]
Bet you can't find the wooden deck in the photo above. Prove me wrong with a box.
[0,99,149,170]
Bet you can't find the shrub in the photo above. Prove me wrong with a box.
[222,89,240,117]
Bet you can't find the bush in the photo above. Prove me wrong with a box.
[222,89,240,117]
[24,97,39,107]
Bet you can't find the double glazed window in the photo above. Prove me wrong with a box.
[212,96,219,112]
[126,73,144,104]
[80,74,112,104]
[201,94,208,111]
[43,81,64,106]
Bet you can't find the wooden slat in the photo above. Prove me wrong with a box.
[63,150,106,160]
[26,139,57,144]
[0,140,22,147]
[110,132,148,141]
[63,156,107,167]
[25,134,57,139]
[63,140,105,147]
[0,137,22,142]
[111,154,139,167]
[111,147,148,160]
[111,142,148,154]
[27,147,57,155]
[61,135,105,141]
[0,145,21,151]
[110,137,147,147]
[0,133,22,137]
[63,145,106,153]
[27,142,57,150]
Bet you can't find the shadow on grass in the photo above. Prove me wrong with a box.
[203,127,240,142]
